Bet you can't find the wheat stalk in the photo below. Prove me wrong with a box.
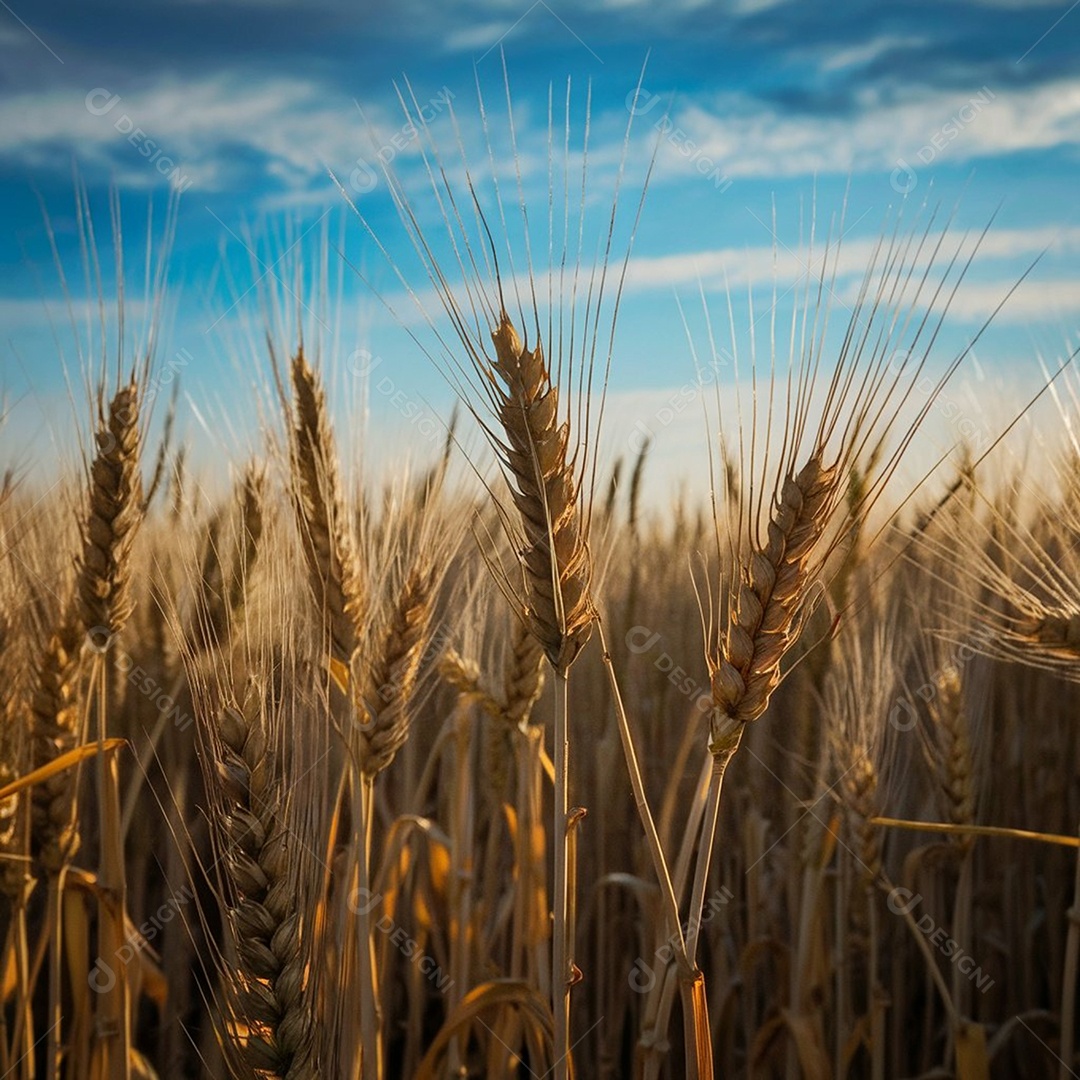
[338,69,650,1075]
[483,311,601,1075]
[354,563,435,1075]
[0,593,34,1080]
[644,212,1004,1077]
[76,379,147,1080]
[826,619,895,1080]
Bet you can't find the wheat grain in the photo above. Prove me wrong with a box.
[439,649,501,719]
[29,614,84,872]
[228,465,266,617]
[502,618,546,728]
[358,558,437,777]
[491,314,593,677]
[216,679,316,1080]
[77,380,144,638]
[289,349,363,678]
[190,468,267,654]
[709,453,839,746]
[928,667,976,843]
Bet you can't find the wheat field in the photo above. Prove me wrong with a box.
[1,84,1079,1080]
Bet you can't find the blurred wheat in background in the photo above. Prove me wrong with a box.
[1,62,1079,1080]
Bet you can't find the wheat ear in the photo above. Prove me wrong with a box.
[502,620,546,727]
[441,619,545,728]
[440,649,501,720]
[289,349,363,677]
[29,615,84,871]
[358,557,437,778]
[190,468,266,654]
[0,600,34,1078]
[491,314,593,677]
[78,380,143,639]
[929,668,976,840]
[709,453,839,746]
[226,465,266,618]
[74,379,145,1080]
[217,680,316,1080]
[1014,608,1080,659]
[189,513,228,653]
[488,311,597,1071]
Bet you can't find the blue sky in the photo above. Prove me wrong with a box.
[2,0,1078,494]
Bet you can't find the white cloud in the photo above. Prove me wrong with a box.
[925,277,1080,322]
[593,358,1041,511]
[0,296,152,331]
[726,0,787,13]
[643,77,1080,184]
[2,62,1077,216]
[620,226,1080,296]
[442,22,514,51]
[0,74,457,195]
[819,35,928,72]
[3,64,1077,327]
[351,223,1080,333]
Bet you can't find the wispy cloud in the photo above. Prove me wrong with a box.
[640,77,1080,186]
[0,73,455,195]
[621,226,1080,293]
[818,34,928,73]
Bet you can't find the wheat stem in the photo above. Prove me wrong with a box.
[596,622,685,963]
[45,875,62,1080]
[869,894,885,1080]
[880,872,959,1028]
[92,656,131,1080]
[1060,819,1080,1080]
[552,671,571,1080]
[664,740,737,1080]
[356,772,381,1080]
[596,618,717,1077]
[447,699,474,1073]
